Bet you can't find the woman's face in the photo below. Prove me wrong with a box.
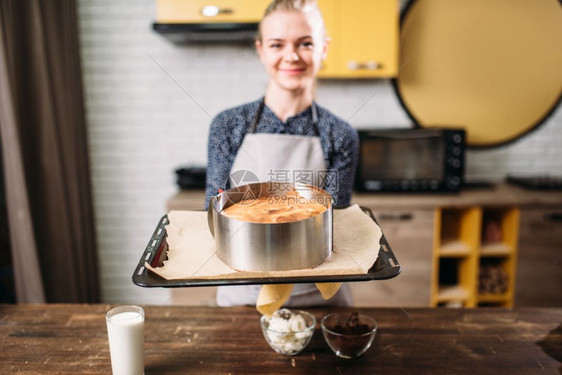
[256,10,327,93]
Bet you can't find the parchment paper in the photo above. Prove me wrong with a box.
[145,204,381,280]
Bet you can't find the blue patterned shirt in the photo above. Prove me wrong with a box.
[205,98,359,209]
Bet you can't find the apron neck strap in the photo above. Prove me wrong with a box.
[248,99,265,134]
[248,98,319,135]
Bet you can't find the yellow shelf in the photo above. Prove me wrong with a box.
[480,243,513,257]
[437,285,469,302]
[478,293,510,303]
[439,240,471,257]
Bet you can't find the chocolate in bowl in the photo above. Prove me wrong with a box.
[321,312,378,359]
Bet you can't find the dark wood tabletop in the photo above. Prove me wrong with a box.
[0,304,560,374]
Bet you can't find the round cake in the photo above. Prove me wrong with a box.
[221,190,327,224]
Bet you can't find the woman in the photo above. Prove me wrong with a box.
[205,0,359,307]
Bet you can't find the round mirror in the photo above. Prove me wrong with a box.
[394,0,562,148]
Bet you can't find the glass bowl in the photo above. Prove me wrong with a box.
[260,309,316,356]
[321,312,377,359]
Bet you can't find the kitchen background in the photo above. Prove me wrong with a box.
[76,0,562,304]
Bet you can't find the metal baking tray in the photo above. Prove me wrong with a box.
[132,206,401,288]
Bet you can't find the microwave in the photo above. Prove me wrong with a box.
[355,128,466,192]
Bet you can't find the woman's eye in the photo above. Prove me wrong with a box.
[269,43,282,48]
[300,41,314,49]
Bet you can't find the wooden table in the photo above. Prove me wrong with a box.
[1,305,560,374]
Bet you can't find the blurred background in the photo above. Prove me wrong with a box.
[1,0,560,306]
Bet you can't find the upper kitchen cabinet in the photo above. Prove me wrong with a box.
[317,0,399,78]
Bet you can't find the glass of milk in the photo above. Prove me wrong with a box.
[106,305,145,375]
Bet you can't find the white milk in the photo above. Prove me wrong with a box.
[106,307,144,375]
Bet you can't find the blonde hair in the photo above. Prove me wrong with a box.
[256,0,327,42]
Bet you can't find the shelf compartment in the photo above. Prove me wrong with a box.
[478,258,510,296]
[481,207,519,250]
[438,207,481,252]
[432,213,479,307]
[436,257,473,305]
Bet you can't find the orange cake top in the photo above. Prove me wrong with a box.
[221,191,328,224]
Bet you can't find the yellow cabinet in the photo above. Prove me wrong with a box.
[156,0,269,23]
[318,0,399,78]
[317,0,338,77]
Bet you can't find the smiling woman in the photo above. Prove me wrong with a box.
[255,0,327,96]
[204,0,359,310]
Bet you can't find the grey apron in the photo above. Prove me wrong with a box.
[216,100,352,307]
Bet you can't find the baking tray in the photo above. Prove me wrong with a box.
[132,206,401,288]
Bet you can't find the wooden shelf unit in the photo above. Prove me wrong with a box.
[431,206,519,308]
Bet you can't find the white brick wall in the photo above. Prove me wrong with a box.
[77,0,562,304]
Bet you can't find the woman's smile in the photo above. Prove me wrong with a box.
[279,67,306,75]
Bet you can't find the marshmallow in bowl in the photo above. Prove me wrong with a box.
[263,309,313,355]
